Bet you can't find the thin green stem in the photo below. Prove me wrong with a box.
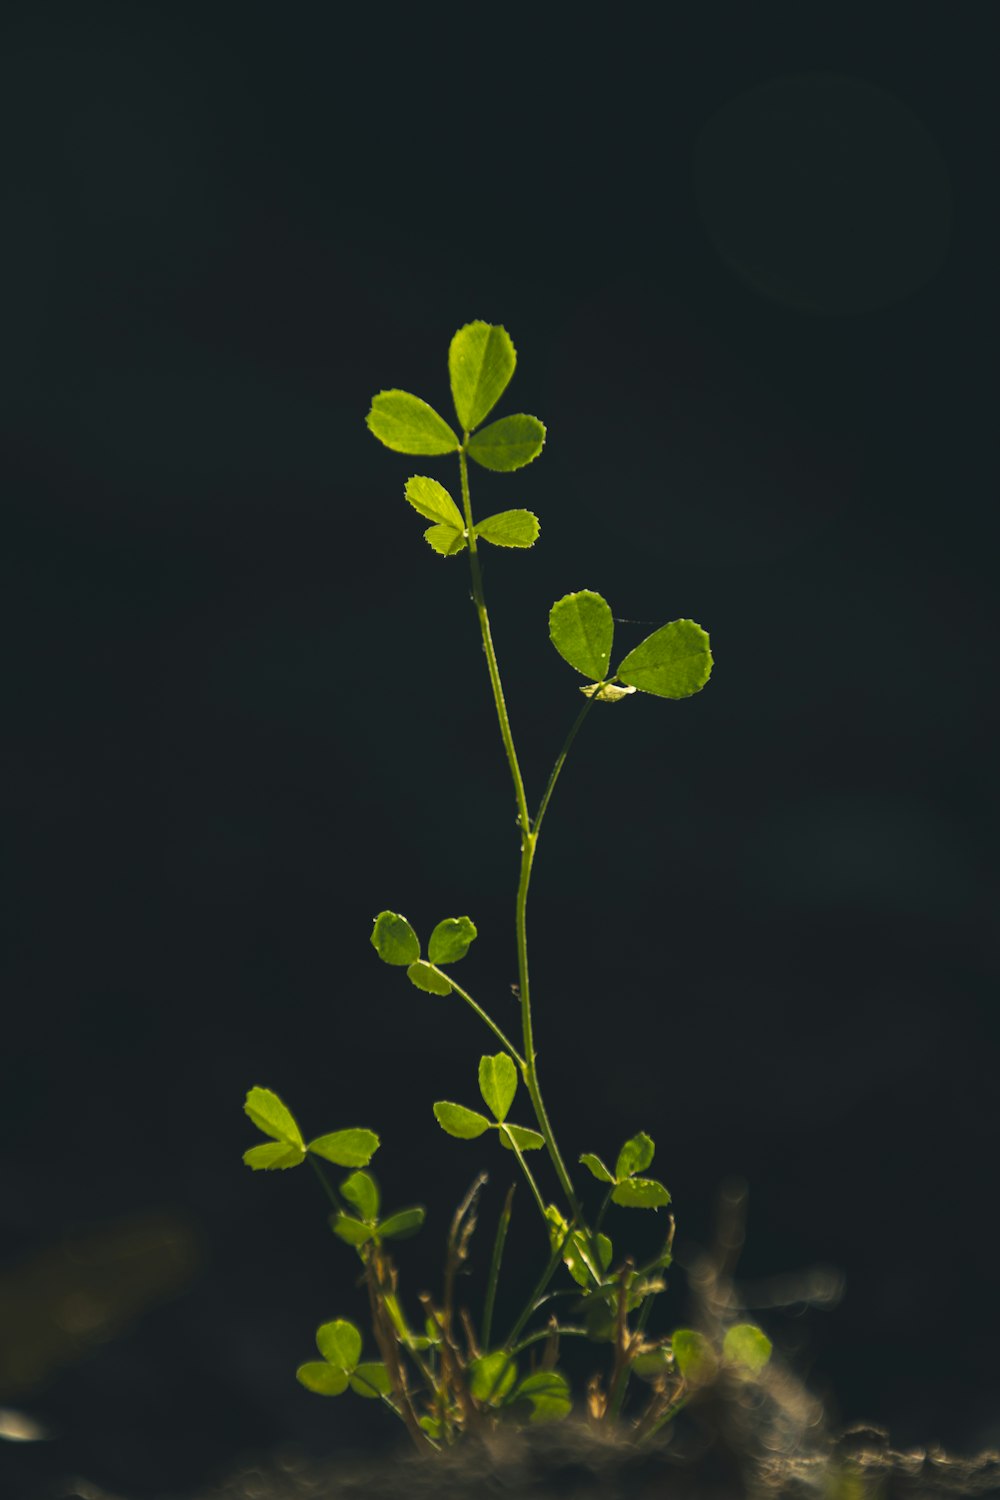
[481,1183,515,1351]
[511,1325,588,1356]
[308,1155,344,1214]
[503,1227,574,1352]
[532,698,595,837]
[499,1124,547,1222]
[426,967,524,1067]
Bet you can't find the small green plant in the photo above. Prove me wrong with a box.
[242,322,771,1450]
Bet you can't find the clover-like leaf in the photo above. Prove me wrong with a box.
[242,1140,306,1171]
[316,1319,362,1372]
[340,1171,379,1222]
[330,1212,374,1247]
[449,322,517,433]
[474,510,540,548]
[467,414,545,471]
[349,1362,393,1399]
[479,1053,518,1122]
[615,1132,655,1181]
[424,523,468,556]
[723,1323,773,1375]
[549,591,614,681]
[377,1207,426,1240]
[671,1328,718,1384]
[610,1177,671,1210]
[371,911,420,966]
[511,1369,572,1423]
[498,1124,544,1152]
[428,916,478,965]
[433,1101,491,1139]
[632,1347,674,1382]
[616,619,713,699]
[307,1128,380,1167]
[366,391,459,455]
[404,474,464,528]
[296,1361,349,1395]
[244,1087,305,1149]
[407,960,453,995]
[469,1351,517,1404]
[579,1153,615,1184]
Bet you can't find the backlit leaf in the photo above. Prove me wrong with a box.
[316,1318,361,1372]
[723,1323,773,1375]
[242,1141,305,1171]
[433,1101,490,1139]
[428,916,478,965]
[511,1368,572,1423]
[378,1206,426,1240]
[243,1087,304,1148]
[616,619,713,699]
[307,1128,380,1167]
[404,474,464,527]
[549,591,614,680]
[632,1347,674,1381]
[473,510,540,548]
[366,390,459,455]
[478,1053,518,1122]
[467,414,545,472]
[671,1329,718,1384]
[349,1362,392,1398]
[469,1350,517,1403]
[371,911,420,966]
[449,322,516,433]
[330,1213,374,1247]
[424,523,467,556]
[611,1177,671,1210]
[340,1171,379,1222]
[615,1132,655,1180]
[579,1153,615,1184]
[498,1124,544,1152]
[296,1361,349,1395]
[407,960,453,995]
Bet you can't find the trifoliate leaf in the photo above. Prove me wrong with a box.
[498,1124,544,1152]
[511,1369,572,1423]
[366,391,459,455]
[473,510,540,548]
[615,1132,655,1180]
[723,1323,773,1375]
[242,1141,306,1171]
[549,591,614,680]
[671,1329,718,1384]
[579,1153,615,1184]
[433,1101,491,1139]
[478,1053,518,1122]
[469,1350,517,1404]
[244,1087,305,1148]
[307,1128,380,1167]
[449,322,516,433]
[580,682,635,702]
[407,960,453,995]
[427,916,478,965]
[296,1361,349,1395]
[330,1213,374,1247]
[610,1177,671,1209]
[349,1362,392,1399]
[404,474,464,527]
[467,414,545,471]
[371,911,420,966]
[616,619,713,699]
[340,1170,379,1222]
[377,1207,426,1240]
[316,1319,362,1372]
[424,523,467,556]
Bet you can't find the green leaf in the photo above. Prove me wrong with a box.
[615,1132,655,1180]
[580,681,636,702]
[473,510,540,549]
[433,1101,491,1139]
[330,1213,374,1247]
[478,1053,518,1122]
[723,1323,773,1375]
[469,1350,517,1404]
[579,1153,615,1184]
[366,390,459,455]
[404,474,464,527]
[449,322,517,433]
[671,1329,718,1384]
[545,1207,612,1287]
[377,1206,426,1240]
[316,1319,361,1372]
[467,413,545,471]
[611,1177,671,1210]
[632,1347,674,1381]
[296,1361,349,1396]
[407,960,453,995]
[242,1141,306,1171]
[510,1369,572,1423]
[427,916,478,965]
[548,591,614,680]
[424,523,467,557]
[243,1087,305,1149]
[370,911,420,966]
[340,1171,379,1222]
[307,1128,380,1167]
[616,619,713,700]
[349,1362,392,1399]
[498,1124,544,1152]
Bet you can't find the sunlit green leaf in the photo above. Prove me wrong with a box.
[473,510,540,548]
[243,1087,304,1148]
[407,960,453,995]
[723,1323,773,1375]
[549,591,614,680]
[545,1207,611,1287]
[467,414,545,471]
[671,1329,718,1384]
[632,1347,674,1382]
[349,1362,392,1399]
[370,911,420,966]
[378,1206,426,1240]
[296,1361,349,1395]
[307,1128,380,1167]
[498,1124,544,1152]
[611,1177,671,1209]
[428,916,478,965]
[469,1350,517,1404]
[580,681,635,701]
[340,1171,379,1222]
[424,523,467,556]
[579,1153,615,1184]
[419,1413,446,1440]
[510,1369,572,1423]
[433,1101,490,1139]
[404,474,464,527]
[242,1140,305,1171]
[330,1212,374,1247]
[616,619,713,699]
[316,1319,361,1372]
[615,1132,655,1180]
[366,390,459,455]
[449,322,516,433]
[478,1053,518,1122]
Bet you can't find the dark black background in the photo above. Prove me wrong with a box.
[2,5,997,1496]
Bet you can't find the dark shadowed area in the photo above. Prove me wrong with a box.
[1,6,996,1497]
